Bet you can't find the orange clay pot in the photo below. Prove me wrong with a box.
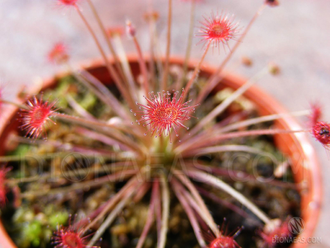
[0,55,322,248]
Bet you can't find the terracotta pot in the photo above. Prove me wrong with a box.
[0,55,322,248]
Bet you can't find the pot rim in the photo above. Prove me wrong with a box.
[0,55,322,248]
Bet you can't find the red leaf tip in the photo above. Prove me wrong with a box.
[48,42,69,64]
[58,0,78,6]
[312,121,330,147]
[259,218,291,247]
[21,96,57,139]
[198,12,239,51]
[52,215,96,248]
[309,102,323,127]
[135,90,198,138]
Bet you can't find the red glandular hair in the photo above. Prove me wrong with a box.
[312,121,330,148]
[21,97,56,139]
[198,12,238,50]
[136,90,197,138]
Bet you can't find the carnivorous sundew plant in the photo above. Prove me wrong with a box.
[0,0,325,247]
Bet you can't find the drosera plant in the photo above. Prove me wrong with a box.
[48,43,70,65]
[0,0,325,247]
[52,215,98,248]
[203,219,242,248]
[20,97,57,139]
[135,89,198,139]
[258,218,291,248]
